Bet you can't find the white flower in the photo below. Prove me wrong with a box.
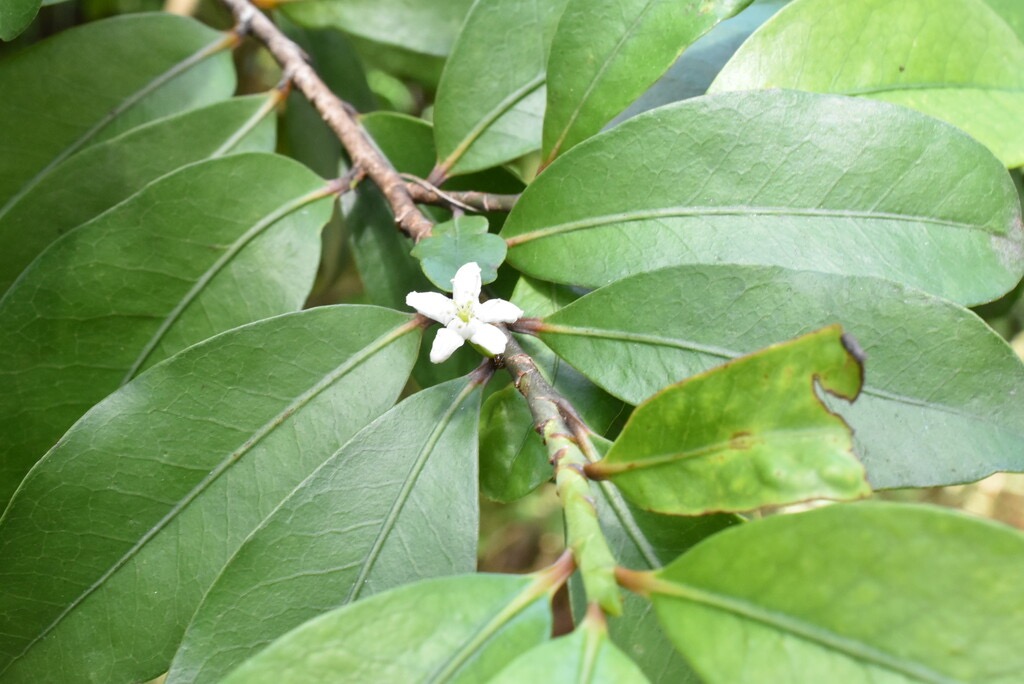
[406,262,524,363]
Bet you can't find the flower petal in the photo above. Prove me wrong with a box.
[430,327,465,363]
[476,298,524,324]
[451,262,481,307]
[406,291,456,324]
[469,322,508,357]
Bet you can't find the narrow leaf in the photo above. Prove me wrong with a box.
[648,503,1024,683]
[221,573,556,683]
[0,14,235,220]
[0,94,278,292]
[590,327,868,514]
[537,265,1024,488]
[505,90,1024,306]
[0,153,334,507]
[490,616,650,683]
[710,0,1024,167]
[433,0,567,177]
[167,376,484,684]
[542,0,752,163]
[0,306,420,682]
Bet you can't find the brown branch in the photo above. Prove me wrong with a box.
[403,175,520,214]
[220,0,434,241]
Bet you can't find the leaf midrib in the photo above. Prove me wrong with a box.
[545,0,659,161]
[601,427,842,476]
[0,34,229,224]
[841,82,1024,97]
[343,379,478,604]
[121,183,330,383]
[655,580,961,684]
[540,323,1023,437]
[505,205,1000,246]
[0,320,417,676]
[438,73,546,174]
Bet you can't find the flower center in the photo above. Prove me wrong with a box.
[456,301,474,323]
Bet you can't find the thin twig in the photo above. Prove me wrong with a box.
[219,0,434,241]
[402,175,520,213]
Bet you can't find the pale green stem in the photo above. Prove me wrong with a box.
[502,334,622,615]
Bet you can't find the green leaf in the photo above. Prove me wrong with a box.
[579,435,739,683]
[433,0,567,178]
[0,306,420,683]
[541,0,752,163]
[0,153,334,507]
[412,215,507,290]
[615,0,789,121]
[221,573,555,683]
[648,502,1024,683]
[590,327,868,515]
[983,0,1024,43]
[281,0,473,57]
[505,90,1024,306]
[536,265,1024,489]
[0,94,277,293]
[0,14,235,221]
[479,385,550,502]
[710,0,1024,167]
[490,617,650,683]
[0,0,38,40]
[167,376,482,684]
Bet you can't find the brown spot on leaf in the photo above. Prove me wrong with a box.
[730,431,754,449]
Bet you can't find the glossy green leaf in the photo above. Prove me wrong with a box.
[615,0,789,122]
[506,90,1024,306]
[168,376,482,684]
[490,617,649,683]
[433,0,566,177]
[591,327,868,514]
[0,0,38,40]
[412,215,507,290]
[0,94,277,293]
[580,435,738,683]
[537,265,1024,488]
[541,0,752,163]
[649,503,1024,683]
[0,153,334,506]
[0,306,419,682]
[710,0,1024,167]
[221,573,554,683]
[0,14,235,221]
[282,0,473,57]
